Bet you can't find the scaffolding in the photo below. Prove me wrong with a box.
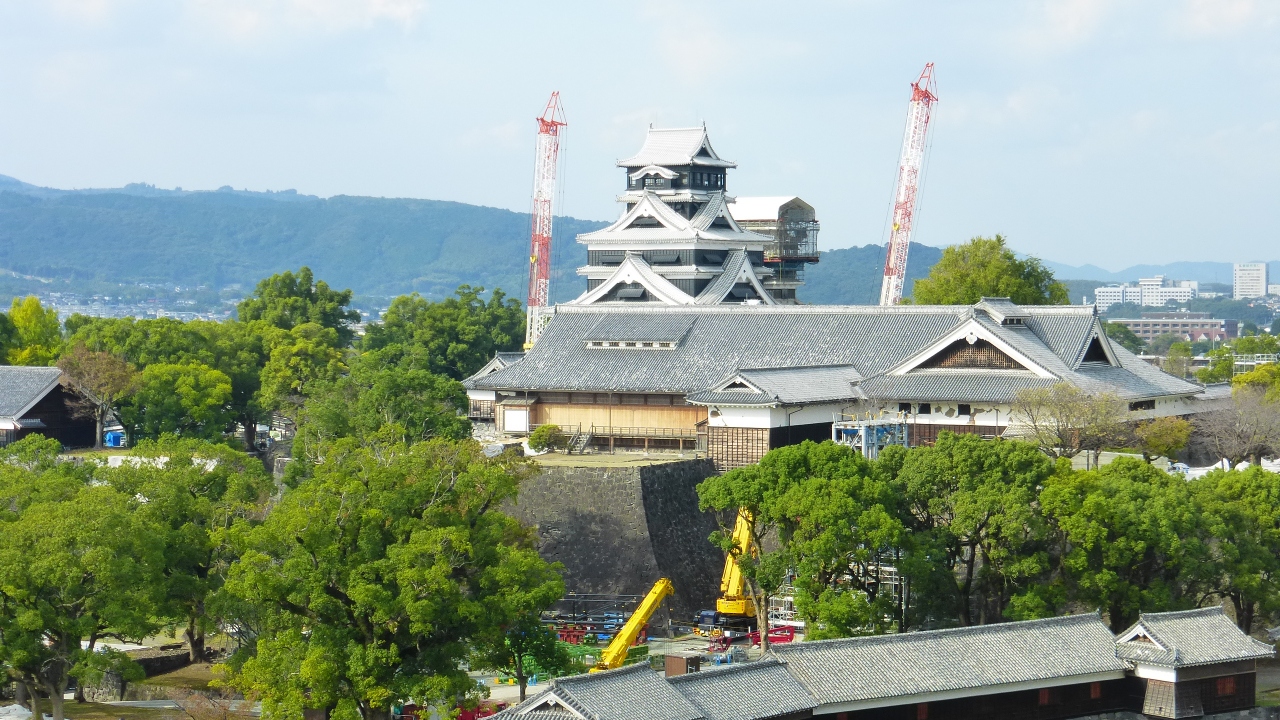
[832,412,910,459]
[1233,354,1278,375]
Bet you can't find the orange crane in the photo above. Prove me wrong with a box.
[524,92,567,349]
[879,64,938,306]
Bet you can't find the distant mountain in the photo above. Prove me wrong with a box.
[799,243,944,305]
[1043,258,1280,285]
[0,175,602,303]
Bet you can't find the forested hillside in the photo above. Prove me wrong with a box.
[0,175,946,305]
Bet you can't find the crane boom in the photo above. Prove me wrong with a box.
[715,509,755,617]
[879,63,938,306]
[592,577,673,671]
[525,92,567,349]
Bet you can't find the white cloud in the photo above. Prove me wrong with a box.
[1014,0,1112,53]
[1172,0,1276,37]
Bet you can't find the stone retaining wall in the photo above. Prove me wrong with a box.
[507,458,722,622]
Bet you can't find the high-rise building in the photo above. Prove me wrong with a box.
[567,126,818,306]
[1234,263,1269,300]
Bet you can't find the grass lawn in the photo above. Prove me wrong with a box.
[143,664,216,692]
[0,703,176,720]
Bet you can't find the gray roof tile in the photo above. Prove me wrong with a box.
[770,613,1127,706]
[0,366,63,418]
[688,365,864,406]
[857,372,1058,403]
[667,659,815,720]
[550,664,703,720]
[1116,607,1275,668]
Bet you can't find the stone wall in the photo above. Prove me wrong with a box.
[508,458,722,622]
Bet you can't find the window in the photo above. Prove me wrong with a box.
[915,703,928,720]
[918,403,931,414]
[958,403,972,416]
[1090,682,1102,700]
[1129,399,1156,411]
[1216,676,1236,696]
[899,402,913,413]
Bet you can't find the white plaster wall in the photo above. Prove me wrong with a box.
[467,389,497,402]
[707,406,772,428]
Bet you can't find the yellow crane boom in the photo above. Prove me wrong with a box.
[716,509,755,617]
[592,577,673,672]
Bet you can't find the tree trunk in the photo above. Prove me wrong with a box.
[25,684,39,720]
[751,585,769,655]
[94,405,105,450]
[15,680,28,710]
[45,683,65,720]
[185,614,206,662]
[242,414,258,452]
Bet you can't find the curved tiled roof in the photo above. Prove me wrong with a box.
[617,127,736,169]
[667,658,815,720]
[1116,607,1275,668]
[0,366,63,418]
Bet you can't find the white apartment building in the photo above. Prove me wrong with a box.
[1268,284,1280,297]
[1094,276,1197,312]
[1234,263,1269,299]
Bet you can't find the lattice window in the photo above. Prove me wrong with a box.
[918,338,1024,370]
[707,426,769,470]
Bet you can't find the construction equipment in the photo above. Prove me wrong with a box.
[879,63,939,307]
[524,92,568,349]
[697,509,758,638]
[590,577,673,672]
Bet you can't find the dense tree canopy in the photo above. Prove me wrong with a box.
[910,236,1070,306]
[361,285,524,381]
[237,267,360,347]
[6,296,62,365]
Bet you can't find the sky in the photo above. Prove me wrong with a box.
[0,1,1277,269]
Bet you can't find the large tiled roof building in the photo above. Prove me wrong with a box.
[467,299,1208,469]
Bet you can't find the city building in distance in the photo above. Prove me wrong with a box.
[1093,276,1197,312]
[1233,262,1269,300]
[1107,312,1237,343]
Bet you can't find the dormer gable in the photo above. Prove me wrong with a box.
[889,318,1058,378]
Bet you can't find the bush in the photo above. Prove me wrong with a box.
[528,424,566,452]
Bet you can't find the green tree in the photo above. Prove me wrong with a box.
[56,344,139,448]
[237,267,360,347]
[1012,383,1129,464]
[1163,341,1193,378]
[1233,361,1280,401]
[68,318,271,449]
[1040,458,1202,632]
[7,296,62,366]
[257,323,347,413]
[123,362,234,440]
[1189,467,1280,633]
[527,424,566,452]
[218,438,562,720]
[0,311,16,363]
[101,438,272,661]
[892,432,1053,626]
[1198,346,1234,383]
[910,236,1069,306]
[1102,322,1144,354]
[293,351,471,454]
[361,286,524,381]
[0,437,162,720]
[1133,416,1192,463]
[759,441,906,638]
[474,616,569,701]
[1147,333,1183,357]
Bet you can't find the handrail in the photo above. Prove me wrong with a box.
[589,425,698,439]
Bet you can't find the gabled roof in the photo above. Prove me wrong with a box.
[666,658,815,720]
[467,352,526,382]
[694,251,776,306]
[569,253,696,306]
[0,366,64,419]
[687,365,864,407]
[577,191,772,245]
[618,127,736,169]
[502,664,703,720]
[1115,607,1275,669]
[770,613,1127,708]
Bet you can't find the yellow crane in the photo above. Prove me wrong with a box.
[716,509,756,617]
[590,577,673,672]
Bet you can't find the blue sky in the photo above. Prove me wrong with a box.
[0,1,1277,268]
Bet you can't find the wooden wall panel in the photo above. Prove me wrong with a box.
[533,403,704,431]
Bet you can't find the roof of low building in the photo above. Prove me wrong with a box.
[666,658,816,720]
[687,365,865,407]
[1115,607,1276,668]
[769,613,1128,707]
[0,366,64,419]
[726,196,812,222]
[498,664,703,720]
[468,303,1202,404]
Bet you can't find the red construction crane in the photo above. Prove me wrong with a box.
[525,92,567,348]
[879,64,938,306]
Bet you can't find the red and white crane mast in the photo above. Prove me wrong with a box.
[525,92,567,348]
[879,64,938,306]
